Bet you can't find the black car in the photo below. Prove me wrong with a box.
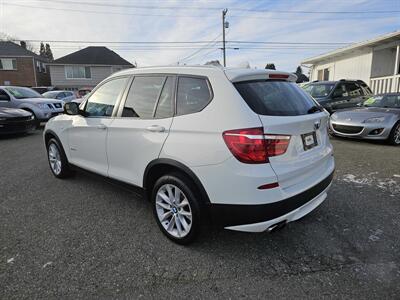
[0,107,36,135]
[302,79,373,114]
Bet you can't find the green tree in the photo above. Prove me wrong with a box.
[294,65,309,83]
[45,43,54,61]
[295,66,303,76]
[39,42,46,57]
[265,63,276,70]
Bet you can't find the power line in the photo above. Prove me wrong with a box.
[14,40,221,44]
[26,0,400,14]
[5,2,398,21]
[2,2,213,18]
[228,41,350,45]
[197,48,220,62]
[13,39,352,45]
[177,33,223,64]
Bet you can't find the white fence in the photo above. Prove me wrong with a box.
[370,75,400,94]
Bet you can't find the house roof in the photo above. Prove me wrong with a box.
[0,41,46,60]
[301,30,400,65]
[51,46,133,66]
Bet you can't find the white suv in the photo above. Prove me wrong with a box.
[44,66,334,244]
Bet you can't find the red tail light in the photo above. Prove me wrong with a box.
[222,127,290,164]
[269,74,289,79]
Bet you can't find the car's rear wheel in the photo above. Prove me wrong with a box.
[388,121,400,146]
[152,173,202,244]
[46,138,73,178]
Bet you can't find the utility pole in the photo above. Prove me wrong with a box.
[222,8,228,67]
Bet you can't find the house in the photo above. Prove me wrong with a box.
[49,46,134,90]
[301,31,400,94]
[0,41,51,87]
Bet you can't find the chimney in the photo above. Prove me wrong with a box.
[20,41,27,49]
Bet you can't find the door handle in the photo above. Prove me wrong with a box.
[146,125,165,132]
[97,124,107,130]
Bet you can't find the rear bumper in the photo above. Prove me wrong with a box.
[208,171,334,230]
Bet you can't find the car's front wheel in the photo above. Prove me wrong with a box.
[388,121,400,146]
[46,138,73,178]
[152,173,202,244]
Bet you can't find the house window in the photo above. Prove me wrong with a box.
[0,58,17,70]
[65,66,91,79]
[317,68,330,81]
[36,61,40,72]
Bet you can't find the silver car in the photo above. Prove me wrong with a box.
[43,90,76,103]
[0,86,64,126]
[330,93,400,145]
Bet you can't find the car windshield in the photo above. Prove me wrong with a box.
[363,95,400,108]
[43,91,60,98]
[4,87,42,99]
[303,83,335,98]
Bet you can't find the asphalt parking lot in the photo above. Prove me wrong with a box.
[1,130,399,299]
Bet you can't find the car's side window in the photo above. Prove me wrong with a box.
[85,77,128,117]
[345,82,362,97]
[0,89,10,101]
[56,92,65,100]
[155,76,174,119]
[176,76,212,116]
[385,95,400,108]
[332,83,347,98]
[121,76,165,118]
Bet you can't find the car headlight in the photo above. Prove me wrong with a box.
[36,103,48,109]
[363,117,385,123]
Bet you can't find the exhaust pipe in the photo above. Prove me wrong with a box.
[267,220,287,233]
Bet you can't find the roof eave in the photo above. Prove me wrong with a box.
[301,30,400,65]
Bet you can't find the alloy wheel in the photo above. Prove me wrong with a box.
[155,184,192,238]
[394,124,400,144]
[48,143,62,175]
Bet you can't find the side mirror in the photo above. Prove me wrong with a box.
[64,102,80,115]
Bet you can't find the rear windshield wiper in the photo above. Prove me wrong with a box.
[307,106,322,114]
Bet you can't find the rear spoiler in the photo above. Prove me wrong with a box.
[226,70,297,83]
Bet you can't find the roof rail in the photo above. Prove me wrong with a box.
[312,80,319,83]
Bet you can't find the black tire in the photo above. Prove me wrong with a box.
[388,121,400,146]
[46,138,73,178]
[151,172,202,245]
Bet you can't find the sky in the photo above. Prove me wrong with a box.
[0,0,399,73]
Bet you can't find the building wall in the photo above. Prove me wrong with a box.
[0,57,36,86]
[310,49,373,84]
[49,65,131,89]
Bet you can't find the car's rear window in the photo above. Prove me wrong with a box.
[234,80,318,116]
[302,83,335,98]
